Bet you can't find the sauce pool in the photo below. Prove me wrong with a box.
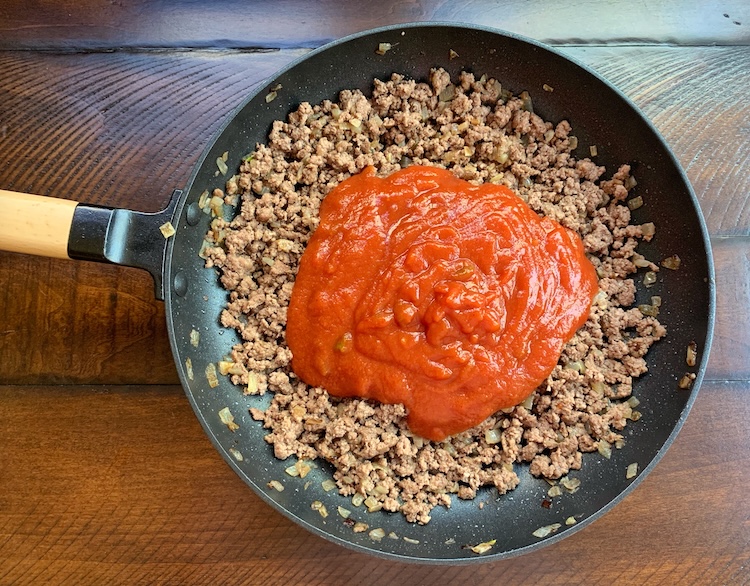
[286,166,598,441]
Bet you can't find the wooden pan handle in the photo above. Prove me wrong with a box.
[0,189,79,259]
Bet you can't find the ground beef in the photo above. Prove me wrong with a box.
[203,69,666,525]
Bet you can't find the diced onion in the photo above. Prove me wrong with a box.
[291,404,307,421]
[438,85,456,102]
[627,396,641,408]
[597,440,612,459]
[638,304,659,317]
[205,363,219,388]
[519,91,533,113]
[276,238,295,252]
[245,372,260,395]
[267,480,284,492]
[678,373,696,389]
[372,484,389,497]
[198,190,210,212]
[198,239,212,260]
[532,524,561,538]
[565,360,586,374]
[641,222,656,238]
[485,428,502,445]
[159,221,176,238]
[560,476,581,493]
[216,156,229,176]
[633,254,652,268]
[218,407,239,431]
[296,460,312,478]
[643,271,657,287]
[686,341,698,366]
[369,528,386,541]
[470,539,496,554]
[311,501,329,518]
[375,42,392,56]
[591,380,606,396]
[209,195,224,217]
[626,462,638,479]
[661,255,681,270]
[627,196,643,211]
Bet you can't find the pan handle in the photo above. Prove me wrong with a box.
[0,188,182,301]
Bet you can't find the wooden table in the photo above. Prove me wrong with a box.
[1,2,748,584]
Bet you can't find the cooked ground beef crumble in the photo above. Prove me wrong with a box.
[203,69,666,524]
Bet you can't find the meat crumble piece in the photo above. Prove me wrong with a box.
[204,69,666,524]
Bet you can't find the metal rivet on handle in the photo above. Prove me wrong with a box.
[173,271,188,297]
[186,202,202,226]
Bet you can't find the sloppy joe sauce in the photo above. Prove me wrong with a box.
[286,166,598,441]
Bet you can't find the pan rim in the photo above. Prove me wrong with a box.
[163,21,716,564]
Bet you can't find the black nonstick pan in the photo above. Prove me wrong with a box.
[0,23,715,563]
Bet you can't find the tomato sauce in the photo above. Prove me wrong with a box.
[286,166,598,441]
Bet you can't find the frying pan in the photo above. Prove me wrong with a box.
[0,23,715,563]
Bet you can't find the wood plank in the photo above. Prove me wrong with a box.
[0,254,174,384]
[0,50,307,211]
[708,237,750,380]
[0,46,748,224]
[0,381,747,584]
[565,46,750,238]
[0,46,747,385]
[0,0,748,50]
[1,46,747,230]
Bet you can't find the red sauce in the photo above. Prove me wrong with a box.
[286,166,597,441]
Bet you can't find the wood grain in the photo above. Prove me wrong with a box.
[0,3,749,582]
[0,255,173,384]
[709,237,750,380]
[1,46,748,225]
[0,381,747,585]
[565,46,750,238]
[0,0,748,50]
[0,46,748,385]
[0,190,78,259]
[0,50,308,210]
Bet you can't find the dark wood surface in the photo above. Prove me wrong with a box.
[1,2,749,584]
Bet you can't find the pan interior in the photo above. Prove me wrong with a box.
[163,23,714,563]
